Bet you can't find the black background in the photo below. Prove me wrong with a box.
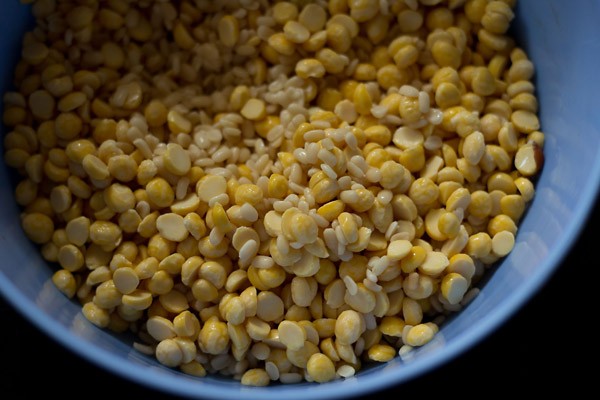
[1,199,596,398]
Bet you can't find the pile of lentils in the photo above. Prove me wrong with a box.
[2,0,544,386]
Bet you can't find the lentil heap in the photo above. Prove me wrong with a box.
[3,0,544,386]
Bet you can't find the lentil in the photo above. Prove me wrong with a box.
[4,0,544,386]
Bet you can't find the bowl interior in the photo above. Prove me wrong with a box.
[1,1,599,399]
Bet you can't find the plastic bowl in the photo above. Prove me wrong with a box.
[1,1,599,399]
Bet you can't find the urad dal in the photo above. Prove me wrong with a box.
[2,0,544,386]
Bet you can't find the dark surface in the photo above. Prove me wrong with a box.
[1,202,596,398]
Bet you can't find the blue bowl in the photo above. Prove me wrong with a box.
[1,1,599,399]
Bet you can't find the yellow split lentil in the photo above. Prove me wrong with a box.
[3,0,544,386]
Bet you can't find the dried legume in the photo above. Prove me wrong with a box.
[3,0,544,386]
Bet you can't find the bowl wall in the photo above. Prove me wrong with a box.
[1,1,599,399]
